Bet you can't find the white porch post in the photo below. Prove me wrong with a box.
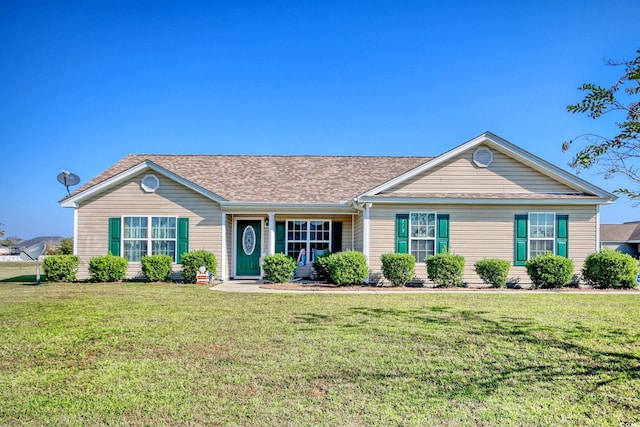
[363,203,371,262]
[268,212,276,255]
[221,212,227,281]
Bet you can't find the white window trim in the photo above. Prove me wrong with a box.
[285,219,332,262]
[528,212,556,258]
[122,215,178,263]
[409,211,437,260]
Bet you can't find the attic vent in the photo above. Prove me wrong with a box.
[473,147,493,168]
[141,174,160,192]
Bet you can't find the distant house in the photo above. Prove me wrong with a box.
[60,132,616,284]
[600,222,640,258]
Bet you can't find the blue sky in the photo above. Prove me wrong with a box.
[1,0,638,240]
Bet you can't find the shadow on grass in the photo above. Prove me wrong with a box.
[0,274,45,285]
[293,304,640,410]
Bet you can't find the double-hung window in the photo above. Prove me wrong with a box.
[123,216,177,262]
[410,212,436,262]
[286,220,331,262]
[528,212,555,258]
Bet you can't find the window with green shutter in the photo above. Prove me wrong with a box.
[396,212,450,261]
[109,216,188,263]
[514,213,569,265]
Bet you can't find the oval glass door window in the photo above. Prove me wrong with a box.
[242,226,256,255]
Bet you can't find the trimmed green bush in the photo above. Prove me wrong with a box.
[263,253,297,283]
[88,254,128,282]
[42,255,79,282]
[582,249,638,289]
[381,253,415,286]
[141,254,173,282]
[312,251,332,282]
[474,258,511,288]
[59,238,74,255]
[525,253,574,289]
[326,250,369,286]
[425,252,465,287]
[181,250,217,284]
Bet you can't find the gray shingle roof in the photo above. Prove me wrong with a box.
[601,222,640,242]
[74,154,433,204]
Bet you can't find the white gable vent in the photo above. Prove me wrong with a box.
[473,147,493,168]
[141,174,160,192]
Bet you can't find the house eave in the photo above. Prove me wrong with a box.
[355,196,615,205]
[219,201,355,214]
[59,160,226,208]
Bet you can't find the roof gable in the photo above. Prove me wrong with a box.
[359,132,617,201]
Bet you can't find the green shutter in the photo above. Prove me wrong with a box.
[436,214,450,254]
[275,222,285,254]
[556,214,569,258]
[395,214,409,253]
[331,222,342,253]
[108,217,121,256]
[514,214,528,266]
[177,217,189,264]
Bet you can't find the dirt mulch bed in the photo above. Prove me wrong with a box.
[258,281,640,293]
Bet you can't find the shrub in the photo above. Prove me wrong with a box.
[141,254,173,282]
[381,253,415,286]
[326,250,369,286]
[42,255,79,282]
[425,252,465,287]
[181,250,217,284]
[59,238,74,255]
[312,251,332,282]
[262,253,297,283]
[89,254,128,282]
[474,258,511,288]
[525,252,574,289]
[582,249,638,289]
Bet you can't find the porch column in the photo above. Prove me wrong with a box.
[221,212,227,281]
[268,212,276,255]
[363,203,372,263]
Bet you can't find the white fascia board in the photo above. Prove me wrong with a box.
[220,201,355,214]
[357,196,616,205]
[359,132,617,201]
[60,160,226,208]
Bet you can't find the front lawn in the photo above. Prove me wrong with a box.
[1,282,638,426]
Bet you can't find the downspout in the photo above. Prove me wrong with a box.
[351,198,371,269]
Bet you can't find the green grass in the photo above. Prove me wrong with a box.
[0,273,639,425]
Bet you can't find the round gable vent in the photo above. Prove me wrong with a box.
[473,147,493,168]
[141,174,160,192]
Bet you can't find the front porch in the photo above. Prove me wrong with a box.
[221,211,360,281]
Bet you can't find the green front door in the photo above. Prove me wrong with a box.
[236,220,261,276]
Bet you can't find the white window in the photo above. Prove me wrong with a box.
[410,212,436,262]
[123,216,177,262]
[529,212,555,258]
[286,220,331,262]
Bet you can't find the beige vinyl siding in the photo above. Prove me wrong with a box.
[387,145,577,195]
[353,213,364,252]
[368,203,598,285]
[75,172,222,280]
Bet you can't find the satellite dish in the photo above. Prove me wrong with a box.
[20,242,46,284]
[57,170,81,196]
[20,242,46,261]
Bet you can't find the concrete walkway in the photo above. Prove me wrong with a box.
[209,280,640,294]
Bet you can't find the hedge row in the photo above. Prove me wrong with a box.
[41,250,218,284]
